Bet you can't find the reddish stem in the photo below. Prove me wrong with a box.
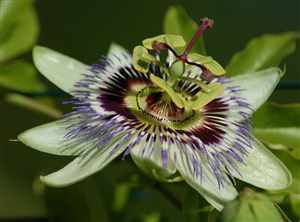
[181,18,214,58]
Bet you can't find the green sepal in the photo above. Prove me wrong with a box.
[142,34,186,50]
[150,74,185,109]
[188,53,226,76]
[190,83,224,110]
[132,45,155,73]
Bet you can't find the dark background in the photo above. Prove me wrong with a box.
[0,0,299,220]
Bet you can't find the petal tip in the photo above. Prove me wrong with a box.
[17,131,29,146]
[32,45,89,94]
[32,45,51,65]
[267,165,293,191]
[39,175,68,188]
[17,129,41,151]
[235,139,293,191]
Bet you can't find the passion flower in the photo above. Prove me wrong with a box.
[18,18,291,210]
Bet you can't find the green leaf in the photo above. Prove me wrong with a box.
[0,4,39,62]
[223,189,285,222]
[253,103,300,159]
[226,32,299,76]
[163,5,207,55]
[0,61,47,93]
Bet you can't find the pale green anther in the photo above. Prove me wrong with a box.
[133,45,156,73]
[169,60,185,76]
[188,53,213,63]
[188,53,226,76]
[150,74,184,109]
[190,83,224,110]
[142,34,186,50]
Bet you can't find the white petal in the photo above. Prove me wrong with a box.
[108,43,130,57]
[228,67,283,111]
[41,144,127,187]
[33,46,89,94]
[107,43,132,67]
[18,120,76,156]
[232,138,292,190]
[175,146,238,210]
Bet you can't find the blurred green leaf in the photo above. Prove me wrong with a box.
[182,189,202,222]
[182,188,213,222]
[95,161,185,222]
[44,179,109,222]
[0,171,46,218]
[253,103,300,128]
[143,212,161,222]
[253,103,300,159]
[275,152,300,219]
[0,0,33,34]
[255,128,300,159]
[226,32,299,75]
[276,152,300,194]
[0,3,39,62]
[5,93,62,119]
[113,183,132,212]
[222,189,285,222]
[290,194,300,217]
[163,5,207,55]
[0,61,47,93]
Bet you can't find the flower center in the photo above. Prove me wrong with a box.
[132,18,226,114]
[140,87,186,122]
[125,84,204,130]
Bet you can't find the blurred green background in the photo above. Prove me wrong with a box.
[0,0,299,221]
